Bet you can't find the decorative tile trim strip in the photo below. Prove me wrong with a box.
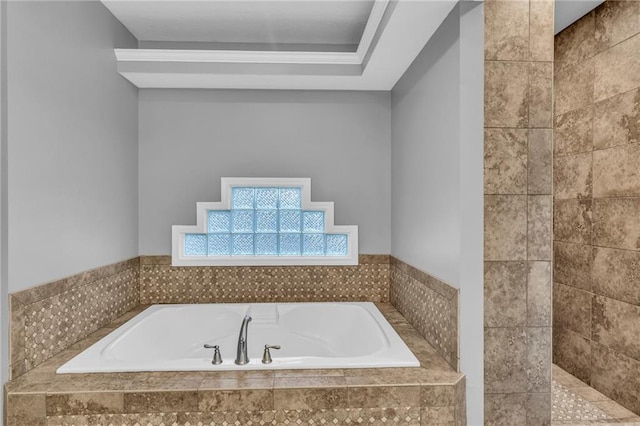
[46,407,422,426]
[389,257,459,371]
[9,258,139,379]
[139,255,390,305]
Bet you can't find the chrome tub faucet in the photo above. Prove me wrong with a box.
[235,315,252,365]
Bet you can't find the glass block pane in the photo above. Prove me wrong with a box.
[303,211,324,233]
[279,234,301,256]
[208,233,231,256]
[208,210,230,233]
[303,233,325,256]
[279,187,301,209]
[255,233,278,256]
[255,210,278,233]
[184,234,207,256]
[325,234,348,256]
[232,234,254,255]
[232,210,254,233]
[279,210,301,233]
[255,187,279,209]
[232,187,254,209]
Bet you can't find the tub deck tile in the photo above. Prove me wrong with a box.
[4,302,466,426]
[123,390,199,413]
[198,388,274,411]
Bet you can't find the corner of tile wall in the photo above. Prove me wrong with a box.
[389,256,460,371]
[8,258,140,379]
[553,0,640,416]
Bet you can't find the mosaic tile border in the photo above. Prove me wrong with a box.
[139,255,390,305]
[46,407,423,426]
[9,258,140,379]
[389,257,459,371]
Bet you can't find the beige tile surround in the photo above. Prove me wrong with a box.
[483,0,555,424]
[390,257,459,371]
[7,254,463,425]
[553,0,640,416]
[8,258,140,380]
[5,303,465,426]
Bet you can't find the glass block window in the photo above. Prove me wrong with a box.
[173,178,357,266]
[182,186,348,257]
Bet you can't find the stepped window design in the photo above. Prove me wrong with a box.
[172,178,358,266]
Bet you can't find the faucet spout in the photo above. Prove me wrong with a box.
[235,315,252,365]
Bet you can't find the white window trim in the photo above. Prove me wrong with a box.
[172,177,358,266]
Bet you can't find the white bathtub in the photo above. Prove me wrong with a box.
[57,302,419,373]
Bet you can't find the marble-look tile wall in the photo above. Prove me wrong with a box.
[139,255,390,304]
[8,258,139,379]
[553,0,640,415]
[484,0,554,424]
[389,257,459,371]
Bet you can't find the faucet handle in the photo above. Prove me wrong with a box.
[204,344,223,365]
[262,344,281,364]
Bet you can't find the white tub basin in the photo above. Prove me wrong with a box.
[57,302,419,373]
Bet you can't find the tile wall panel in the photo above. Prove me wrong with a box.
[553,0,640,416]
[8,258,139,378]
[139,255,390,304]
[389,257,459,371]
[484,0,554,423]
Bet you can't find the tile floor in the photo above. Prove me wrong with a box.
[552,365,640,425]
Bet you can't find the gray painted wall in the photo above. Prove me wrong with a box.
[391,4,484,423]
[6,0,139,292]
[0,0,7,419]
[391,6,461,285]
[138,89,391,255]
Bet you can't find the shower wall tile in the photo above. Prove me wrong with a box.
[553,241,591,290]
[527,262,552,327]
[484,393,527,425]
[527,195,552,260]
[553,199,592,244]
[554,58,594,116]
[529,62,554,128]
[389,257,459,370]
[591,343,640,415]
[485,61,530,128]
[485,0,553,422]
[554,2,640,414]
[527,392,552,426]
[484,195,527,261]
[8,258,139,379]
[593,143,640,197]
[139,255,390,304]
[484,0,529,61]
[592,197,640,251]
[592,247,640,306]
[527,327,552,393]
[553,282,592,338]
[555,11,596,71]
[553,152,593,200]
[594,33,640,102]
[554,105,593,157]
[592,296,640,361]
[484,128,528,194]
[595,0,640,51]
[484,327,528,393]
[484,261,527,328]
[529,0,554,62]
[528,128,553,194]
[593,88,640,150]
[553,327,592,384]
